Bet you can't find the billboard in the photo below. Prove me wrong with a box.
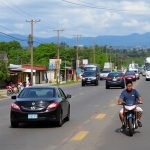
[49,59,61,70]
[82,59,88,65]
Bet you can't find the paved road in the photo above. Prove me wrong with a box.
[95,77,149,150]
[0,77,148,150]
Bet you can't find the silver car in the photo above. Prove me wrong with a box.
[100,70,111,80]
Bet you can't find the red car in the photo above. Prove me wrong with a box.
[125,71,136,81]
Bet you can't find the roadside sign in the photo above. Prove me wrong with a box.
[49,59,61,70]
[76,67,81,74]
[49,64,54,70]
[83,59,88,65]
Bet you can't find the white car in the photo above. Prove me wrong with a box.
[134,70,140,80]
[100,70,111,80]
[146,70,150,81]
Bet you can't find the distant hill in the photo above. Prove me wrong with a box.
[1,32,150,48]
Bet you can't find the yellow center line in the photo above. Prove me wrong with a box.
[79,92,84,96]
[71,131,89,141]
[72,92,85,98]
[95,113,106,120]
[109,103,116,107]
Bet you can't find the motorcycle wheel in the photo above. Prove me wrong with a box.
[128,118,134,137]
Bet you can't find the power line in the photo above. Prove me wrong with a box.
[7,0,33,18]
[1,1,27,18]
[0,31,27,42]
[0,0,32,18]
[78,0,119,10]
[62,0,150,13]
[0,1,62,40]
[0,1,45,44]
[0,31,42,45]
[0,24,15,33]
[62,0,126,12]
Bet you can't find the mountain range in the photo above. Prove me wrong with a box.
[1,32,150,48]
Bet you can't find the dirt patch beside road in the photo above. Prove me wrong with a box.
[0,94,7,99]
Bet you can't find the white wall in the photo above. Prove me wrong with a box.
[47,70,55,82]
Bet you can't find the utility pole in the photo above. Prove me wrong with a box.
[53,29,64,84]
[93,41,96,64]
[73,34,81,64]
[114,48,117,70]
[65,60,67,82]
[26,19,40,86]
[114,48,116,66]
[105,46,108,62]
[121,50,123,70]
[109,46,112,63]
[73,35,81,81]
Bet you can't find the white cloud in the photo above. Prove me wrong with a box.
[14,23,25,30]
[143,23,150,32]
[0,0,150,37]
[122,19,139,27]
[121,1,150,14]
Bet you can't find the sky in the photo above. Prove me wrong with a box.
[1,0,150,38]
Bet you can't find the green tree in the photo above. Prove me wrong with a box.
[0,60,9,80]
[34,43,57,66]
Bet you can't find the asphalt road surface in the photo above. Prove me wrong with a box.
[0,77,149,150]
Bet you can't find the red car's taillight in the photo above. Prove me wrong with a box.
[117,77,122,80]
[11,103,20,110]
[106,77,111,80]
[47,102,59,110]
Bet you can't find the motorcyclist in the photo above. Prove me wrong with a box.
[118,80,143,130]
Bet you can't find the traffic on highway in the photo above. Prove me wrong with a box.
[0,61,148,150]
[0,1,150,150]
[0,73,148,150]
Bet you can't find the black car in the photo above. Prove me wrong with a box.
[106,72,125,89]
[10,86,71,128]
[81,71,99,86]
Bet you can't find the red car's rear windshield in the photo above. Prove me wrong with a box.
[125,72,135,75]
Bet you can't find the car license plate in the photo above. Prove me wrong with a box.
[113,78,117,81]
[28,114,38,119]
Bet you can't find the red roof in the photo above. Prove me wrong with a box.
[22,65,48,71]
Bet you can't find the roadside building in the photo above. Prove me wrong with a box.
[8,64,48,85]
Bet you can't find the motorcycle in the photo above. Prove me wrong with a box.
[6,85,14,96]
[6,83,21,96]
[120,102,142,136]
